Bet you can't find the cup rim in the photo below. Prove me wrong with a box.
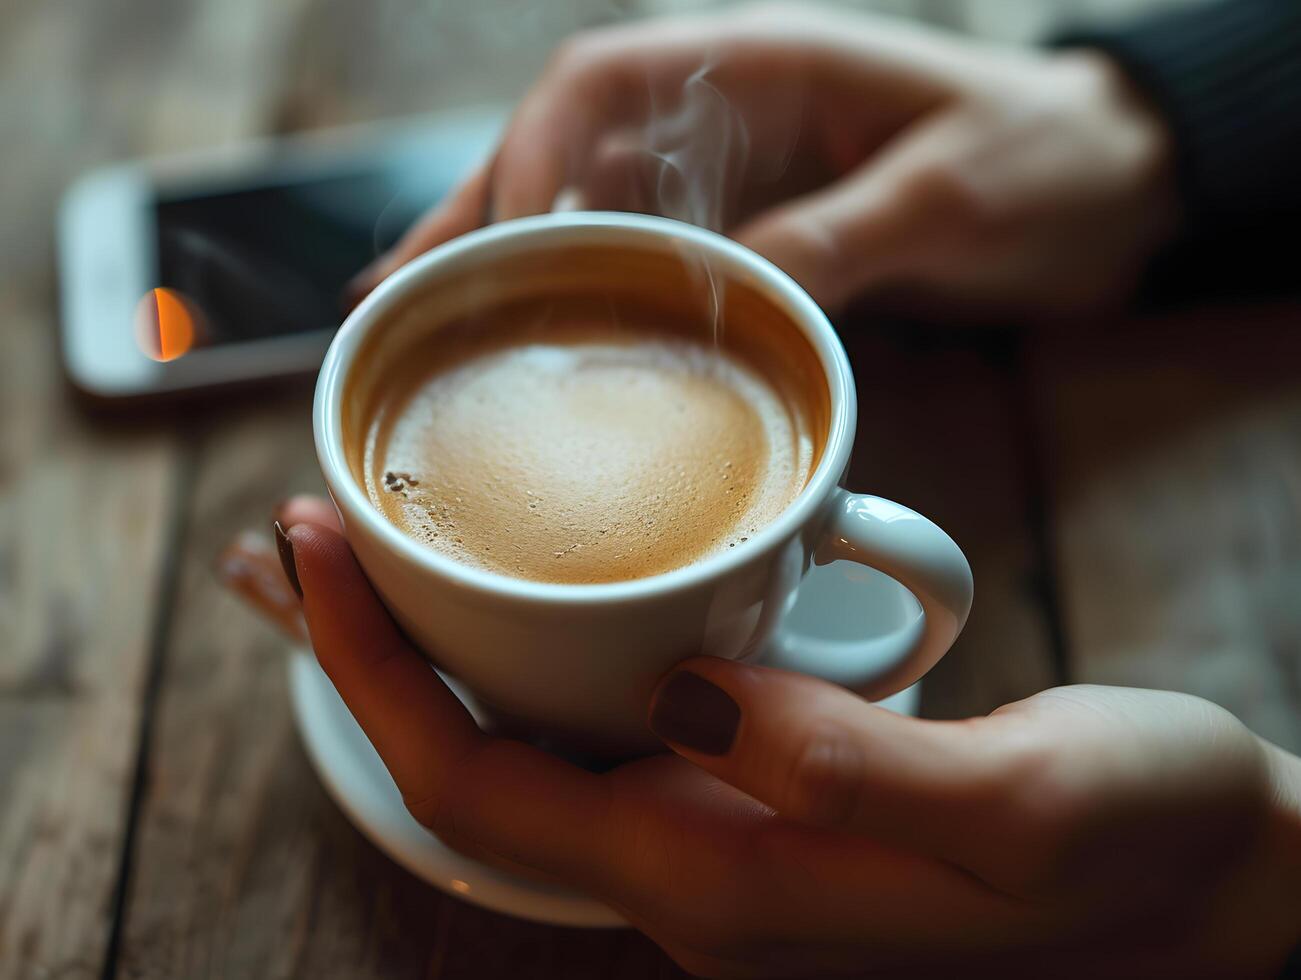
[314,212,856,605]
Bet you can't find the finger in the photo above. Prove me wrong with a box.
[354,16,717,270]
[731,160,918,314]
[487,3,961,223]
[607,759,1027,967]
[276,494,341,533]
[344,162,494,308]
[648,657,1021,865]
[489,58,644,221]
[283,522,620,890]
[488,28,786,223]
[572,130,665,215]
[730,110,975,314]
[287,523,479,781]
[214,531,308,643]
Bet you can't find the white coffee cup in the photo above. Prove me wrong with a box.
[314,212,972,752]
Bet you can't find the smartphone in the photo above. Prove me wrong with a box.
[57,108,502,401]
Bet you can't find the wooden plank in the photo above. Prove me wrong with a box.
[0,293,177,980]
[0,1,184,976]
[841,324,1059,719]
[110,388,324,980]
[1034,304,1301,753]
[0,0,338,973]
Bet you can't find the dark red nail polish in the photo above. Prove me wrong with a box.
[649,671,740,755]
[273,520,303,599]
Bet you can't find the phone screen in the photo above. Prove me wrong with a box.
[153,162,444,349]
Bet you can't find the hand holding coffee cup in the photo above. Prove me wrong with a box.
[272,512,1301,976]
[316,212,972,752]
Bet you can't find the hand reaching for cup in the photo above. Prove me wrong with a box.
[266,497,1301,978]
[349,4,1177,322]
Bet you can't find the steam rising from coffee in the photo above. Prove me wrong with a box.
[637,65,751,236]
[637,65,749,340]
[560,56,803,341]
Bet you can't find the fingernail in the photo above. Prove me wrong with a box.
[216,531,309,643]
[273,520,303,599]
[649,671,740,755]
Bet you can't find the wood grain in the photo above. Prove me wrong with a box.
[1034,305,1301,753]
[0,294,176,980]
[0,0,359,973]
[0,0,183,975]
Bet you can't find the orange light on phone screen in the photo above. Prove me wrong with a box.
[136,287,196,361]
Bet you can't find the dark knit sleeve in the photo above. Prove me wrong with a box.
[1054,0,1301,303]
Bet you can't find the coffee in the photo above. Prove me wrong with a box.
[344,246,829,584]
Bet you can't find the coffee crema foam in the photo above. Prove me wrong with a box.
[362,310,816,584]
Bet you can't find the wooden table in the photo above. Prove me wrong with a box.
[4,0,1299,977]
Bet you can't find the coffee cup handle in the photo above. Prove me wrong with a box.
[762,491,973,701]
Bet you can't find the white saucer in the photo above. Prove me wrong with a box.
[288,560,923,927]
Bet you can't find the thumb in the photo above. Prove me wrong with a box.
[732,112,968,314]
[731,161,918,315]
[647,657,1022,863]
